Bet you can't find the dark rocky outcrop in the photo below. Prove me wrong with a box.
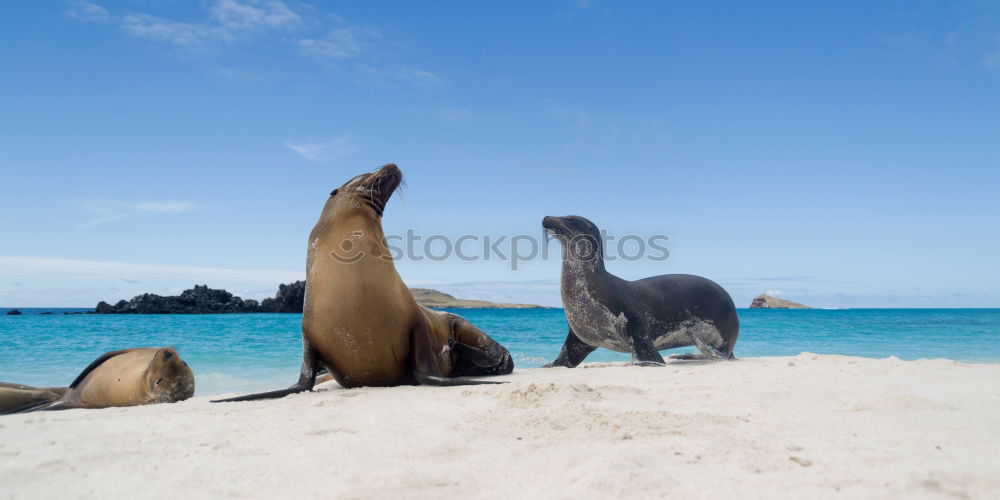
[5,309,22,316]
[94,280,543,314]
[749,293,811,309]
[259,280,305,313]
[95,285,260,314]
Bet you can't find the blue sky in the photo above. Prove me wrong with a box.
[1,1,998,308]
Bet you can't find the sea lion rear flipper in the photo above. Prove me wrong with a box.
[445,313,515,376]
[211,341,319,403]
[69,349,135,388]
[669,353,708,360]
[543,328,596,368]
[629,335,667,367]
[410,321,506,385]
[8,399,83,414]
[413,372,506,386]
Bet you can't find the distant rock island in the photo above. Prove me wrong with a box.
[749,293,811,309]
[409,288,541,309]
[94,282,541,314]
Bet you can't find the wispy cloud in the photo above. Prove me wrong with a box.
[985,49,1000,69]
[353,64,445,89]
[67,2,442,87]
[65,1,110,23]
[298,27,378,59]
[436,108,473,122]
[74,0,302,50]
[213,67,266,81]
[210,0,300,32]
[0,256,304,307]
[284,135,358,162]
[79,200,199,229]
[119,14,227,49]
[545,105,592,134]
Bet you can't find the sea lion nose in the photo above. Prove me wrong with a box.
[542,216,559,229]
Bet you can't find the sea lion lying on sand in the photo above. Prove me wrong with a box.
[215,164,513,403]
[7,347,195,413]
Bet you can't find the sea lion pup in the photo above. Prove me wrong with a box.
[9,347,195,413]
[0,383,67,414]
[214,164,513,403]
[541,215,739,367]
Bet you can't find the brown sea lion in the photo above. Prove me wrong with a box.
[0,383,67,414]
[215,164,513,402]
[10,347,195,412]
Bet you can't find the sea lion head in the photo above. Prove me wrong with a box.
[542,215,604,262]
[326,163,403,219]
[143,348,195,404]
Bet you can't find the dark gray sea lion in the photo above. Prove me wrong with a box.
[541,215,739,367]
[0,383,67,414]
[8,347,195,412]
[214,164,513,403]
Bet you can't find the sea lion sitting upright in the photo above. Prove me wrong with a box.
[214,164,513,403]
[9,347,195,413]
[541,215,739,367]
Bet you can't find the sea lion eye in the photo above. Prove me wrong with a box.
[330,189,339,196]
[154,378,163,386]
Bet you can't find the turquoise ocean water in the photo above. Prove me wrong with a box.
[2,308,999,396]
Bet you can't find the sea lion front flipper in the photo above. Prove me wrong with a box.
[211,340,319,403]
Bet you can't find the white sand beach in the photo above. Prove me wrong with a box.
[2,354,998,499]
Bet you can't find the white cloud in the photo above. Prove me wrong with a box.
[284,135,357,162]
[65,1,111,23]
[213,67,265,81]
[79,200,199,229]
[119,13,229,48]
[352,64,445,89]
[0,256,304,307]
[69,2,445,87]
[985,49,1000,69]
[210,0,301,32]
[298,28,375,59]
[436,108,472,122]
[0,256,299,284]
[546,105,592,134]
[79,0,301,50]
